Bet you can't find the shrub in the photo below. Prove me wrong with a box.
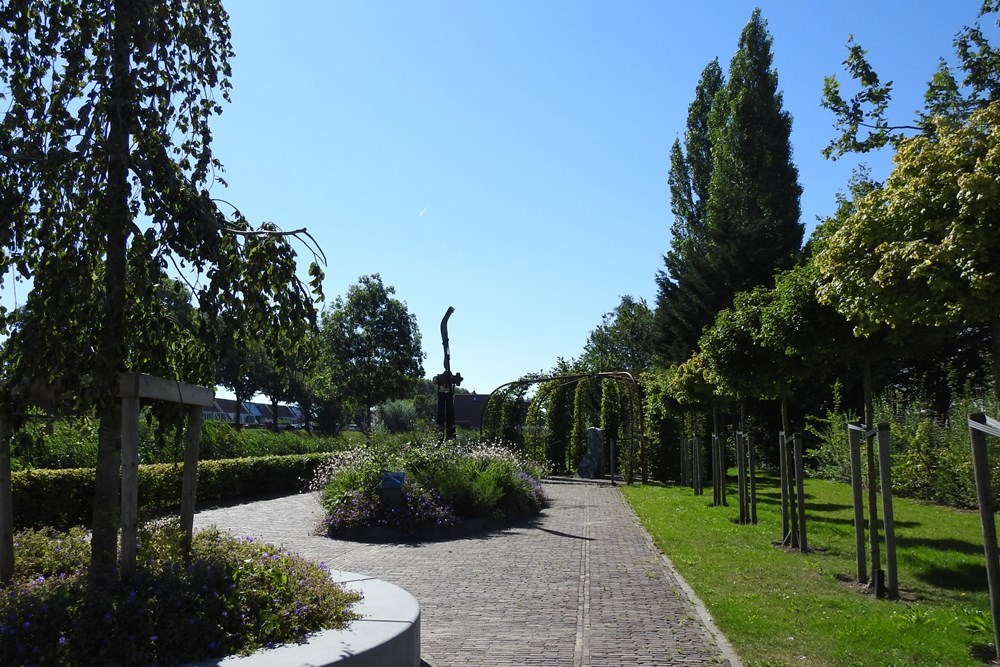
[316,434,549,537]
[12,453,335,531]
[806,389,1000,509]
[0,524,362,666]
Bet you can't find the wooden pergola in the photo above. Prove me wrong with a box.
[0,373,214,582]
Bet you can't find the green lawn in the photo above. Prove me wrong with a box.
[623,473,995,667]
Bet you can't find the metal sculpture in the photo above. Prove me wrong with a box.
[434,307,463,440]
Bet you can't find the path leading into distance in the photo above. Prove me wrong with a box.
[193,476,741,667]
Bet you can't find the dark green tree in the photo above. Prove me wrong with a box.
[704,9,803,307]
[654,60,724,363]
[0,0,322,578]
[316,275,424,434]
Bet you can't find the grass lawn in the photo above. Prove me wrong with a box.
[623,473,996,667]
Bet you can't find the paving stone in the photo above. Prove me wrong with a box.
[194,477,741,667]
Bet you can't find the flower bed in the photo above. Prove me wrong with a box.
[0,525,361,666]
[313,437,548,540]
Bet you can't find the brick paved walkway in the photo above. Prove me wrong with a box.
[193,477,741,667]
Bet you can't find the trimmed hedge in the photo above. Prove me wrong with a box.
[11,453,332,530]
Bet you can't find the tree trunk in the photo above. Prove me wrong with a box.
[271,395,279,432]
[90,0,134,580]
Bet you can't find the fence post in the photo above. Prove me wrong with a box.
[847,423,868,585]
[779,431,789,542]
[969,413,1000,662]
[876,423,898,599]
[748,432,758,524]
[794,432,807,552]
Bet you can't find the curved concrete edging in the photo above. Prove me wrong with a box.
[186,571,421,667]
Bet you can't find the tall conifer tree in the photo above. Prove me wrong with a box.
[655,10,803,364]
[706,9,803,298]
[654,60,724,363]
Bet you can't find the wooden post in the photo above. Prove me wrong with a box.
[679,436,688,486]
[877,423,898,599]
[609,433,616,486]
[736,431,747,524]
[748,432,758,525]
[793,433,807,552]
[866,425,883,596]
[180,405,204,556]
[847,423,868,584]
[693,435,703,496]
[119,395,140,575]
[0,418,13,583]
[969,413,1000,662]
[779,431,789,543]
[711,434,720,506]
[720,431,728,507]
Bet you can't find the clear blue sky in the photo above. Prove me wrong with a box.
[3,2,991,397]
[205,0,995,395]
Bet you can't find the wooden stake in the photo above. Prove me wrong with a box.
[848,423,868,584]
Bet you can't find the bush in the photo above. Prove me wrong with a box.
[806,389,1000,509]
[0,524,361,666]
[315,433,548,538]
[12,453,335,531]
[10,415,346,471]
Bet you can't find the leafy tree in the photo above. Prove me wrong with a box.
[0,1,322,578]
[317,275,424,434]
[817,101,1000,402]
[580,296,655,372]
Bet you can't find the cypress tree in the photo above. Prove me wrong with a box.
[705,9,803,301]
[655,11,803,364]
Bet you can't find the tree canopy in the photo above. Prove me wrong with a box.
[0,0,322,577]
[317,274,424,433]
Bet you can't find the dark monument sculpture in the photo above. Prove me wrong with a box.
[434,307,463,440]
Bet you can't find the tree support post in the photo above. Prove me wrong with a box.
[847,423,868,585]
[693,435,703,496]
[969,413,1000,662]
[779,431,789,542]
[876,423,898,599]
[736,431,748,524]
[793,432,807,552]
[748,432,758,524]
[180,405,204,556]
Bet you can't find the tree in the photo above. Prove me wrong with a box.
[704,9,803,303]
[655,11,803,364]
[0,1,322,579]
[317,275,424,433]
[654,60,724,363]
[580,296,655,372]
[817,101,1000,402]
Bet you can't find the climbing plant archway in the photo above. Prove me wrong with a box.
[481,372,647,484]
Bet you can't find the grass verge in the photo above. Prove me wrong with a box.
[623,473,995,667]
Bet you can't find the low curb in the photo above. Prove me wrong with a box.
[185,570,421,667]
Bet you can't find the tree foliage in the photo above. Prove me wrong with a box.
[316,275,424,433]
[655,10,803,365]
[0,0,322,577]
[580,296,654,373]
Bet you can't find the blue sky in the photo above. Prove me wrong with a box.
[3,2,991,397]
[204,0,995,395]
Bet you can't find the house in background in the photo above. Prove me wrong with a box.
[203,398,305,427]
[454,392,487,431]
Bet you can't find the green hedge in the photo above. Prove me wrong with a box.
[11,453,332,531]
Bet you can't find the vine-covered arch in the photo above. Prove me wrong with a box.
[481,371,647,484]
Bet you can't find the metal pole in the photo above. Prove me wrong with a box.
[847,423,868,584]
[969,413,1000,661]
[877,423,898,599]
[794,433,807,552]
